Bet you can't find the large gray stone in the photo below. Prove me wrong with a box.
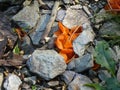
[27,50,67,80]
[62,71,94,90]
[61,71,76,85]
[62,5,87,28]
[56,9,66,21]
[12,0,40,29]
[73,23,95,57]
[67,53,94,72]
[3,74,22,90]
[30,14,50,45]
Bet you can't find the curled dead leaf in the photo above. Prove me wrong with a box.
[92,61,101,71]
[15,28,27,40]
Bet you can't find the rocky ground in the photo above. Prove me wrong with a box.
[0,0,120,90]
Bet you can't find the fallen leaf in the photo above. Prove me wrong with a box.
[92,61,100,71]
[0,54,26,67]
[54,22,82,63]
[94,41,116,76]
[13,44,20,55]
[104,0,120,14]
[15,28,27,40]
[85,83,106,90]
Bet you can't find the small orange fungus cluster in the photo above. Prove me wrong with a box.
[54,22,82,63]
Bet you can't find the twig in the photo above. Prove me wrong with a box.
[40,0,60,44]
[69,25,82,41]
[37,0,46,5]
[0,59,26,66]
[0,55,27,66]
[107,0,112,10]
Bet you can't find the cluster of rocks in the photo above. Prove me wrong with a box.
[0,0,120,90]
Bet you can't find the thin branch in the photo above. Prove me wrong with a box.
[40,0,60,44]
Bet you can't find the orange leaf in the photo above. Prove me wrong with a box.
[54,22,82,63]
[15,28,26,39]
[92,61,101,71]
[104,0,120,14]
[58,22,69,34]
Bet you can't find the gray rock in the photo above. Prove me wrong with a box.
[18,35,34,54]
[24,76,37,85]
[47,81,59,87]
[30,14,50,45]
[67,53,94,72]
[27,50,67,80]
[98,70,111,81]
[114,46,120,60]
[89,0,107,13]
[62,5,87,28]
[3,74,22,90]
[61,71,76,85]
[82,5,92,17]
[109,47,118,62]
[62,5,95,57]
[62,71,94,90]
[117,64,120,82]
[44,0,54,9]
[73,24,95,56]
[94,9,107,23]
[56,9,66,21]
[12,0,40,29]
[21,67,31,77]
[63,0,73,4]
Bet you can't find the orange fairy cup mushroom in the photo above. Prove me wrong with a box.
[92,61,101,71]
[54,22,82,63]
[104,0,120,14]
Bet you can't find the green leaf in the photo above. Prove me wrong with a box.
[13,44,20,54]
[94,41,116,76]
[32,85,37,90]
[85,83,106,90]
[105,77,120,90]
[102,35,120,46]
[85,77,120,90]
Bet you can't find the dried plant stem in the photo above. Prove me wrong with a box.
[0,59,26,66]
[107,0,112,10]
[69,25,82,41]
[37,0,46,5]
[40,0,60,44]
